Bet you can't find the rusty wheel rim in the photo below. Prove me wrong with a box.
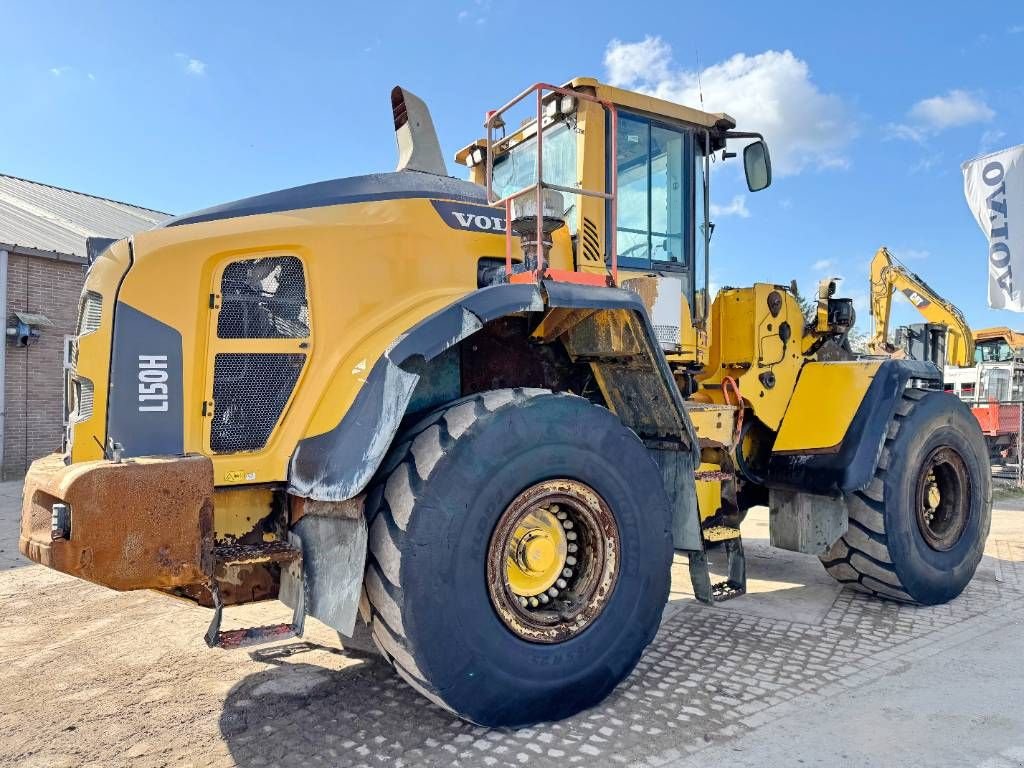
[486,479,619,643]
[914,446,971,552]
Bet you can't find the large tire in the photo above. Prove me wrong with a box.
[361,388,674,726]
[820,388,991,604]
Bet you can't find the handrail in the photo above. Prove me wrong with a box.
[484,83,618,285]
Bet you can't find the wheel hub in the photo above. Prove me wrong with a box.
[487,479,619,643]
[915,446,971,552]
[507,508,567,597]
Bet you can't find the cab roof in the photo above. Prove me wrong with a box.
[456,76,736,163]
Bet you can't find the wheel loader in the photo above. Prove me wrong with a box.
[20,79,991,727]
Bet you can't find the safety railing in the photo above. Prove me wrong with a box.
[484,83,618,286]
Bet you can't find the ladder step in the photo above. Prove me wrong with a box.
[214,540,301,567]
[214,624,297,650]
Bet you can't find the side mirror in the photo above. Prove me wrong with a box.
[743,140,772,192]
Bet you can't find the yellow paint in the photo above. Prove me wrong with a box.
[69,240,132,463]
[695,462,722,522]
[686,404,736,447]
[101,197,579,486]
[773,361,882,452]
[213,486,275,542]
[506,506,568,597]
[697,284,805,431]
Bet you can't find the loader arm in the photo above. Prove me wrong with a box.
[868,246,975,367]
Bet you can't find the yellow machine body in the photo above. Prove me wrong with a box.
[23,76,903,617]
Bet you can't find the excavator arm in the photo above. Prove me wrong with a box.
[868,246,975,367]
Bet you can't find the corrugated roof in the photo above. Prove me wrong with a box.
[0,173,170,260]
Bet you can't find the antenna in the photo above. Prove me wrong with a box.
[695,50,705,111]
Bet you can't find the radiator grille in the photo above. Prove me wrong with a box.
[210,353,305,453]
[218,257,309,339]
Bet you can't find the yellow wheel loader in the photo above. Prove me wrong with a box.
[20,79,991,727]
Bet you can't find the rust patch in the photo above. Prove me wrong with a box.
[19,453,214,591]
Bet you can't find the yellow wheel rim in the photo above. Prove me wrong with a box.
[505,506,568,597]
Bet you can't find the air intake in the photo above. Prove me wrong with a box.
[210,353,304,453]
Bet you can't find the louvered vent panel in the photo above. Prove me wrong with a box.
[581,217,602,263]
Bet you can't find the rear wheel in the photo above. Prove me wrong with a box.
[820,389,991,604]
[361,388,674,726]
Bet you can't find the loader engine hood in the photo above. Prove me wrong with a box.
[160,171,487,229]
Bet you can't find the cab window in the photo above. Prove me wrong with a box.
[613,114,693,278]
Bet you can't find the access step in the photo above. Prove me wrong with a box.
[205,540,306,649]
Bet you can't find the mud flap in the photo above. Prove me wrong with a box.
[280,513,367,636]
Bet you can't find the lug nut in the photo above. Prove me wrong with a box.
[539,593,549,604]
[568,543,578,553]
[529,597,539,608]
[562,568,573,578]
[562,519,573,530]
[518,596,529,608]
[556,510,567,520]
[566,556,577,566]
[548,587,559,597]
[556,578,567,589]
[566,531,577,541]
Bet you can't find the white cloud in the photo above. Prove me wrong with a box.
[603,38,855,175]
[87,73,96,81]
[175,53,206,76]
[908,89,994,130]
[457,0,489,24]
[709,195,750,218]
[1009,24,1024,34]
[49,66,70,77]
[888,90,994,147]
[812,258,836,271]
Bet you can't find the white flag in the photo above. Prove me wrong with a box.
[963,144,1024,311]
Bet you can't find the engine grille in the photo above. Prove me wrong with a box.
[77,291,103,336]
[218,256,309,339]
[210,353,305,453]
[74,378,95,422]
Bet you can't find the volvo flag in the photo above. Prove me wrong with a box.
[963,144,1024,311]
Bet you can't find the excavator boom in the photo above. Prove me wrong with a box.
[868,246,975,367]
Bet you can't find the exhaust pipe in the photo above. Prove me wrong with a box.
[391,86,448,177]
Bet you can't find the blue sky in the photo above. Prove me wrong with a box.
[2,1,1022,332]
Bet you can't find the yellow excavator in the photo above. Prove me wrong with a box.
[867,246,975,368]
[20,81,991,727]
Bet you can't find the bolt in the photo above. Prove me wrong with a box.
[518,596,529,608]
[548,587,559,597]
[539,593,549,604]
[568,544,578,553]
[562,567,573,578]
[566,556,577,566]
[563,519,574,530]
[529,597,539,608]
[556,578,567,589]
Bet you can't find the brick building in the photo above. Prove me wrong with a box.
[0,175,169,478]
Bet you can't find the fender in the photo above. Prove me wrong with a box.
[766,358,942,495]
[288,280,699,502]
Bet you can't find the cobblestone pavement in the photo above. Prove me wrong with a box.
[2,479,1024,767]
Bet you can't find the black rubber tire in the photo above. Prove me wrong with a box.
[360,388,674,726]
[820,388,992,605]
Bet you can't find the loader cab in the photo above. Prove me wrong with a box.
[457,78,772,328]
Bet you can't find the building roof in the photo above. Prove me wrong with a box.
[0,173,170,262]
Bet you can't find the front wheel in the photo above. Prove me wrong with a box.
[820,389,991,604]
[361,389,674,726]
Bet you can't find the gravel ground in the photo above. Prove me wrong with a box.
[2,480,1023,768]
